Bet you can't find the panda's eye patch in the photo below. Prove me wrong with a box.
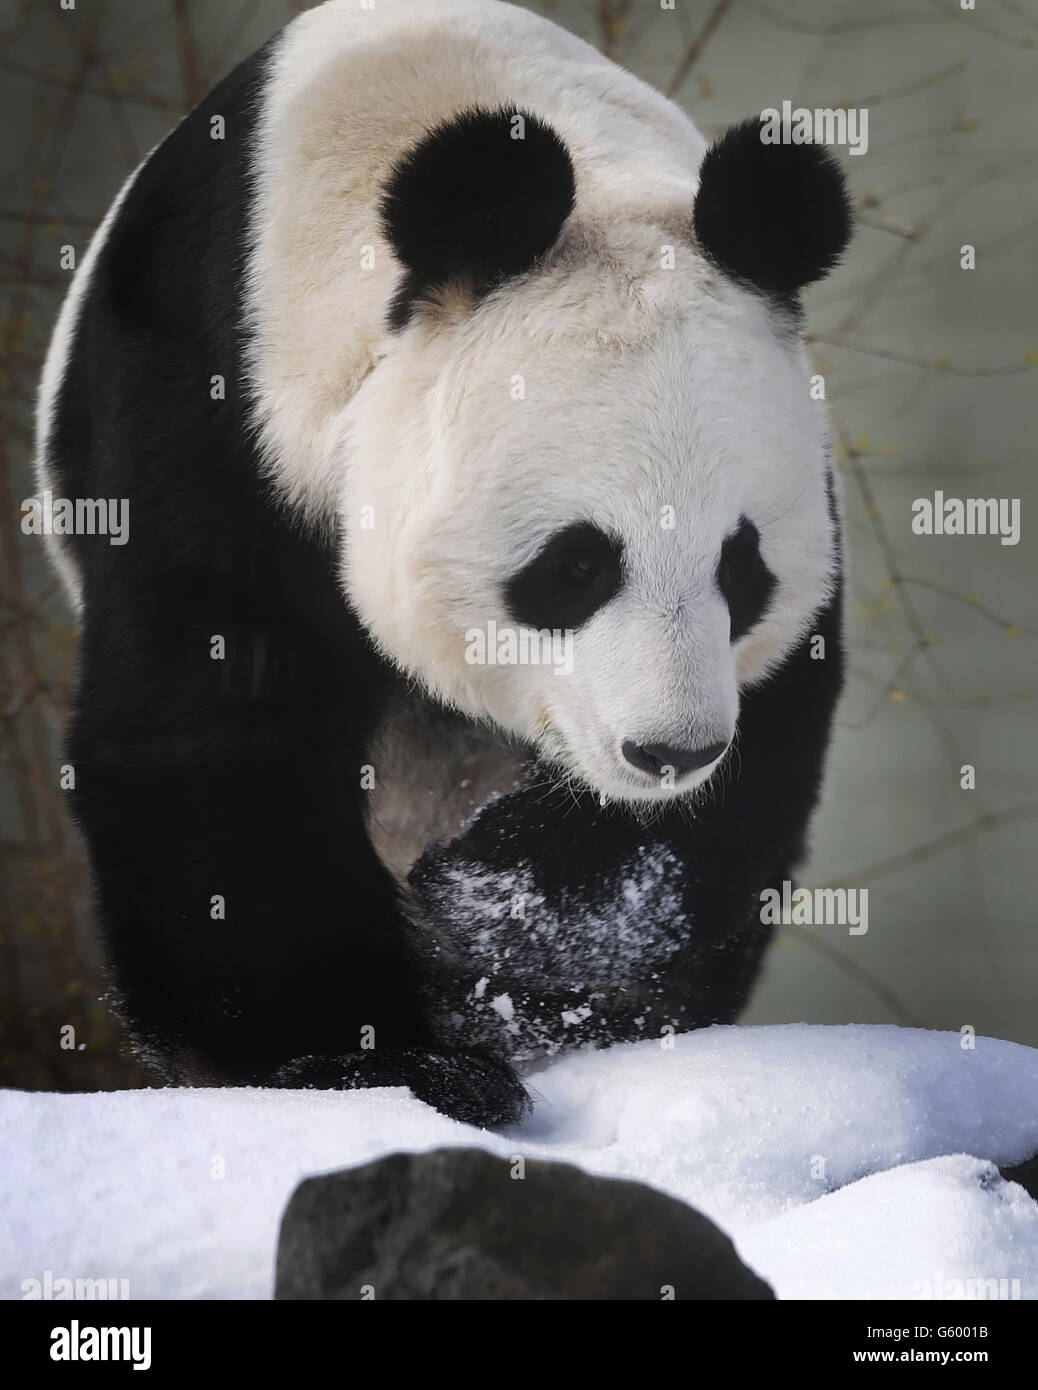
[505,522,624,631]
[717,516,777,642]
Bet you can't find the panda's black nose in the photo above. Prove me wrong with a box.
[621,739,728,780]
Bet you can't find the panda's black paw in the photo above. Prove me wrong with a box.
[271,1047,530,1130]
[394,1047,531,1129]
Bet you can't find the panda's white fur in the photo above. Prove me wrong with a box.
[34,159,147,613]
[244,0,708,519]
[243,0,838,805]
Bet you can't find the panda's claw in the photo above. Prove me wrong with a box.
[272,1047,530,1130]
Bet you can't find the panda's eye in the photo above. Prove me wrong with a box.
[719,524,756,575]
[505,522,624,631]
[717,516,776,643]
[563,554,597,582]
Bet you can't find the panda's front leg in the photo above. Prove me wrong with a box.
[67,690,529,1129]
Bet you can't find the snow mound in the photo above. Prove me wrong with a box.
[2,1024,1036,1300]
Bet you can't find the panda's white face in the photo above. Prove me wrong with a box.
[343,228,838,806]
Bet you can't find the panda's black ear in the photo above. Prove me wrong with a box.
[692,117,853,299]
[380,106,575,329]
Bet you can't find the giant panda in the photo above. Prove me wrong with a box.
[35,0,852,1127]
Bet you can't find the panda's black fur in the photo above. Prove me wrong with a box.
[42,31,849,1127]
[381,106,576,330]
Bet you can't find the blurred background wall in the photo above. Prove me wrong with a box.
[2,0,1036,1090]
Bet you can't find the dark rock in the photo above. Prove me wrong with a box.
[1000,1153,1038,1201]
[275,1146,774,1300]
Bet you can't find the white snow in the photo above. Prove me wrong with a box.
[2,1024,1037,1300]
[490,993,514,1022]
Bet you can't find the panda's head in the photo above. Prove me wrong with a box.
[344,109,852,806]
